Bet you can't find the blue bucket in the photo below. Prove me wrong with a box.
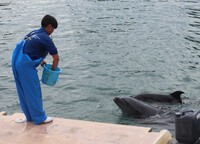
[41,64,62,86]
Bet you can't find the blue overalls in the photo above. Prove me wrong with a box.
[12,40,47,125]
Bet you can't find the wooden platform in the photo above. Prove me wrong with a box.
[0,112,172,144]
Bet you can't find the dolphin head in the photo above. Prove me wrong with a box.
[113,97,142,116]
[170,91,184,104]
[113,97,159,117]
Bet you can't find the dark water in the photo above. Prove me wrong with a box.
[1,0,200,143]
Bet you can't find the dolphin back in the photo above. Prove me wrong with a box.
[133,91,184,104]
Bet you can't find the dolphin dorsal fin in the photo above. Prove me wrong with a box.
[170,91,184,104]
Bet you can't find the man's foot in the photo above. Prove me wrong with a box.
[43,117,53,123]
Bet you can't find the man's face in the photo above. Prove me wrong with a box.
[46,24,55,35]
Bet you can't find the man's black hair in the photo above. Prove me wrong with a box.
[41,15,58,29]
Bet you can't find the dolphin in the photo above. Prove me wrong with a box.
[113,97,159,117]
[133,91,184,104]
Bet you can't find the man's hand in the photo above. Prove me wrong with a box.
[41,61,47,67]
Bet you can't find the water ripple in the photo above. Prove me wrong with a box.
[1,1,200,141]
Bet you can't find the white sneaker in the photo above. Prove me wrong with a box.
[43,117,53,123]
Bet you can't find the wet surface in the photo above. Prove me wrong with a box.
[0,112,171,144]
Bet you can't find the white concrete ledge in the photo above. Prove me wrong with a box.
[0,112,172,144]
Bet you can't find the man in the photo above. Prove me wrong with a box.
[12,15,59,125]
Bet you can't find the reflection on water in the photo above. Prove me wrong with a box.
[1,1,200,143]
